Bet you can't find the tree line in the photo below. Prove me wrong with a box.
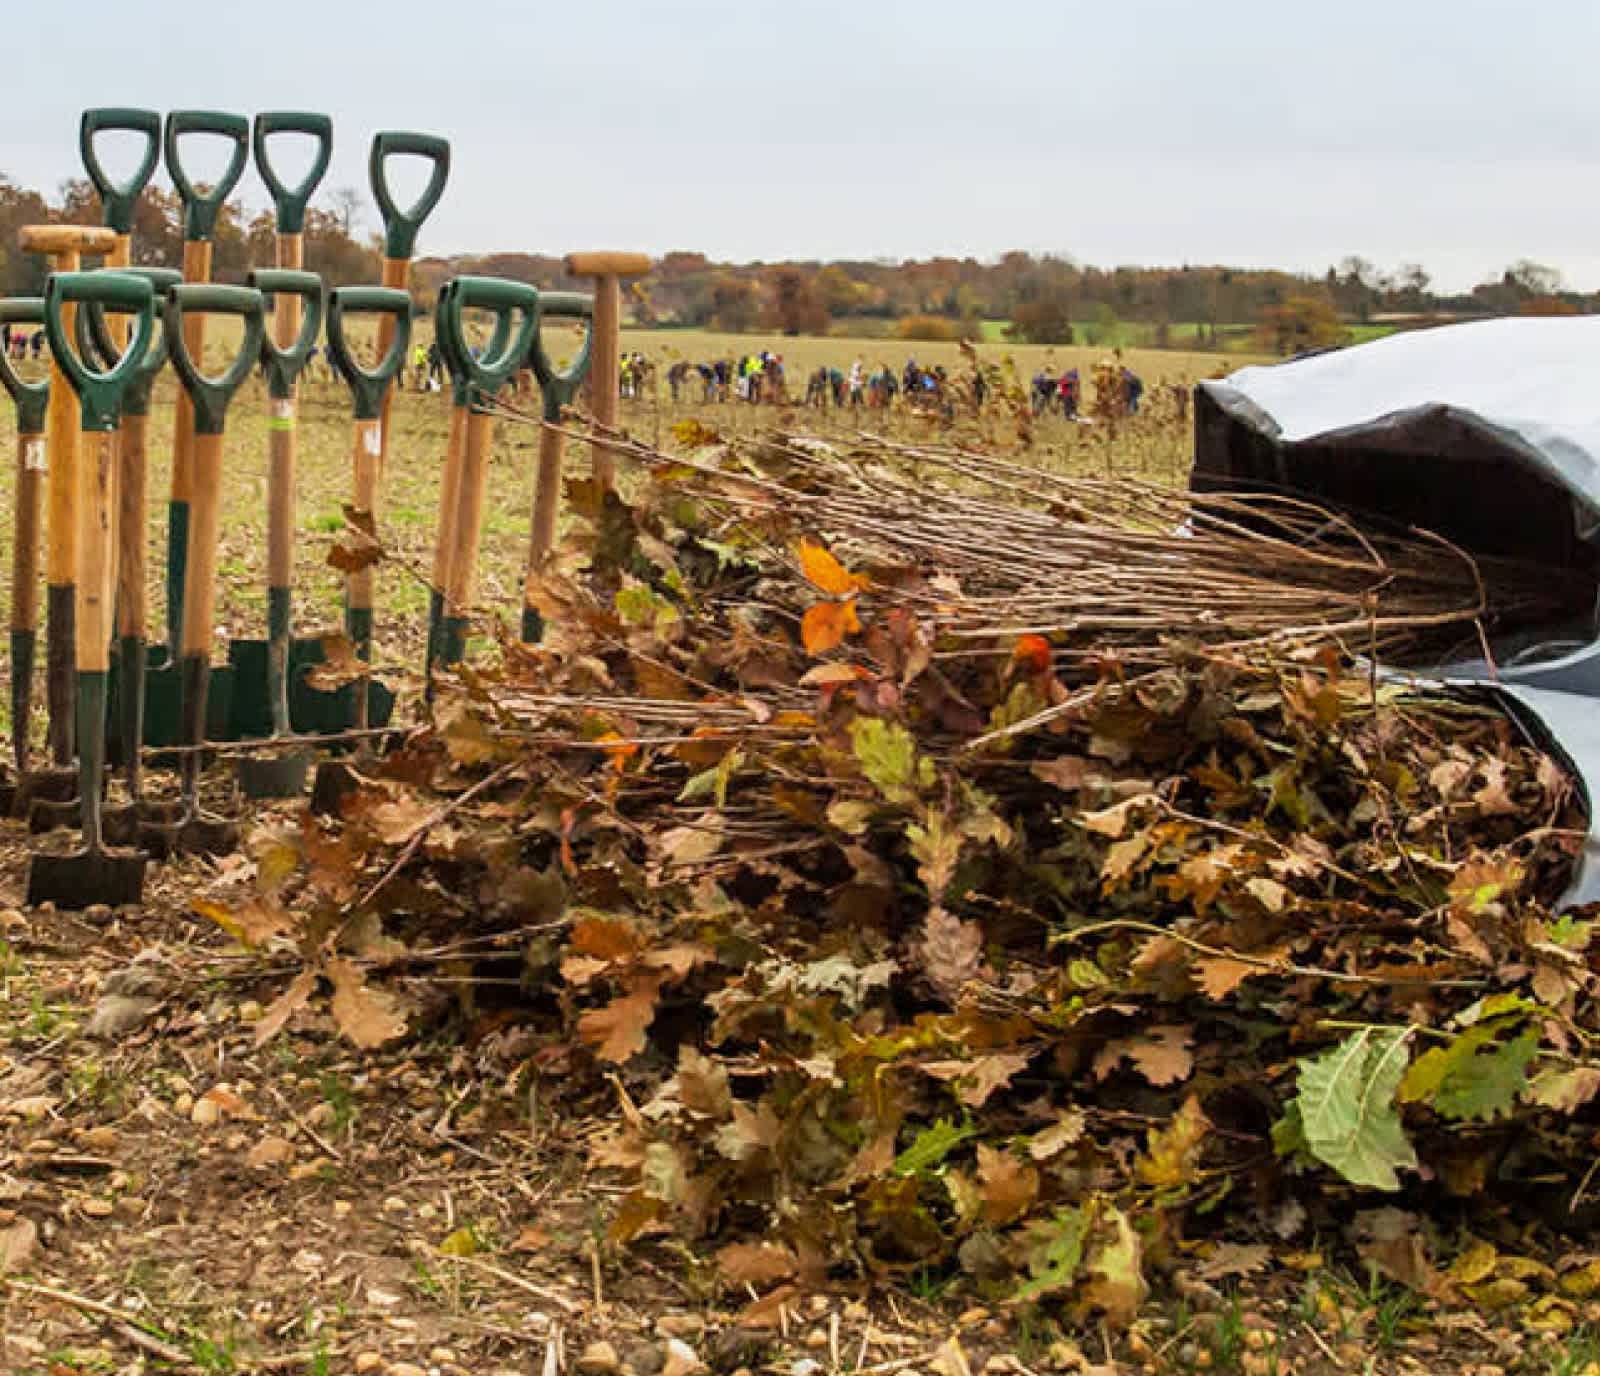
[0,170,1589,351]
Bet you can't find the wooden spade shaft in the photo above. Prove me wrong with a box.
[269,233,304,598]
[445,409,495,626]
[43,250,83,592]
[426,398,469,678]
[348,416,384,731]
[77,432,118,676]
[564,253,650,492]
[10,431,43,639]
[168,238,213,652]
[348,417,383,632]
[42,250,82,769]
[526,422,564,587]
[180,432,224,662]
[9,429,44,772]
[376,256,408,469]
[115,413,148,642]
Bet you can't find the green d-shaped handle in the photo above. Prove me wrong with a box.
[529,291,595,421]
[253,112,333,236]
[248,268,325,399]
[77,267,181,417]
[439,275,540,408]
[165,110,250,242]
[432,279,514,409]
[369,131,450,260]
[0,298,49,435]
[80,108,162,235]
[326,286,412,420]
[165,284,266,435]
[44,272,156,433]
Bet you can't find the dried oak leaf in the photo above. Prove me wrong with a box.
[192,897,292,949]
[976,1144,1039,1226]
[919,907,985,1003]
[1094,1025,1195,1086]
[577,977,662,1064]
[921,1051,1030,1109]
[326,959,408,1049]
[717,1241,798,1288]
[253,970,318,1049]
[1193,955,1263,1001]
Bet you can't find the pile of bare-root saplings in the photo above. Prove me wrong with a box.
[221,425,1600,1325]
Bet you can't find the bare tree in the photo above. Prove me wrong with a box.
[329,185,364,237]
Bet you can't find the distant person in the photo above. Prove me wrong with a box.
[1032,369,1053,416]
[412,343,429,391]
[1123,367,1144,414]
[29,329,44,360]
[848,358,864,407]
[1060,368,1080,419]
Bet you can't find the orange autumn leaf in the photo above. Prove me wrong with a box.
[1012,634,1053,675]
[797,540,867,596]
[596,729,639,774]
[801,598,862,656]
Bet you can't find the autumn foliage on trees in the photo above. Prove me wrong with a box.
[1254,292,1350,355]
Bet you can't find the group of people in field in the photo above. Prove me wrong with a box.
[387,331,1171,428]
[658,353,980,413]
[801,357,975,411]
[1030,362,1145,420]
[1,323,45,361]
[664,353,785,405]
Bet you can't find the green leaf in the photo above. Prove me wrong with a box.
[1014,1205,1090,1303]
[893,1117,976,1178]
[1270,1100,1309,1160]
[1291,1028,1417,1191]
[1414,1028,1539,1123]
[851,718,933,803]
[677,749,744,807]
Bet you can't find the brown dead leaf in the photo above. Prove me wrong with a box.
[192,897,292,949]
[569,914,640,962]
[921,1052,1030,1109]
[976,1144,1039,1226]
[577,978,662,1064]
[0,1217,38,1275]
[1094,1025,1194,1086]
[253,970,318,1049]
[326,959,407,1049]
[919,907,985,1003]
[1031,756,1095,792]
[717,1241,798,1288]
[1351,1207,1440,1295]
[659,821,725,867]
[368,794,434,846]
[1193,955,1263,1000]
[677,1047,732,1118]
[641,945,714,980]
[1473,758,1520,817]
[1196,1242,1271,1281]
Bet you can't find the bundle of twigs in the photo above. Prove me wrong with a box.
[487,406,1585,673]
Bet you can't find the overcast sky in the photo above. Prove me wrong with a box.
[8,0,1598,292]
